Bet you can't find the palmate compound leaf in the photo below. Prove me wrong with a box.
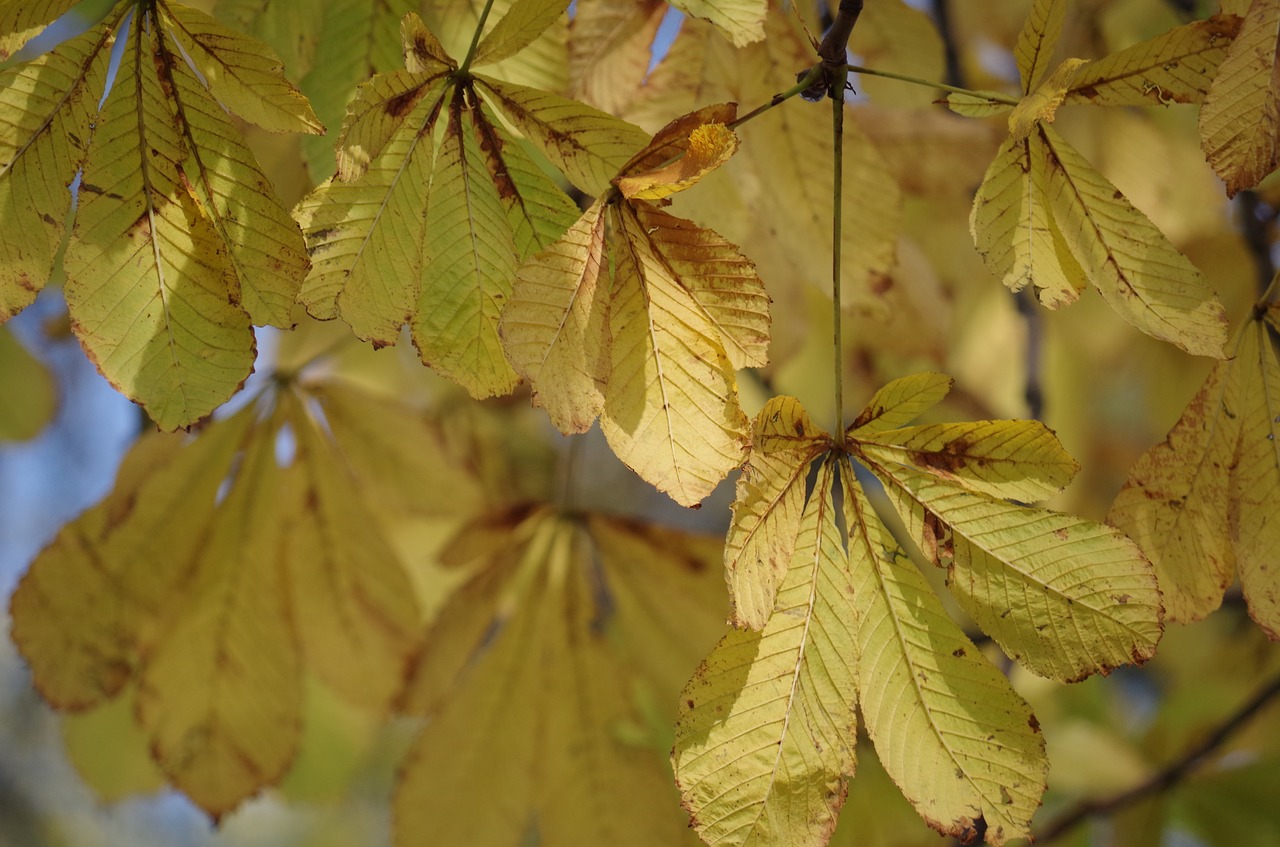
[0,2,321,430]
[1110,313,1280,636]
[848,374,1163,682]
[674,394,1054,846]
[395,507,726,847]
[501,104,769,506]
[7,378,466,817]
[298,13,641,398]
[1199,0,1280,195]
[969,0,1231,357]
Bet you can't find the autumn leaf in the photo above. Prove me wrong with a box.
[396,507,726,847]
[0,325,56,440]
[970,0,1232,357]
[7,376,479,817]
[668,0,766,48]
[567,0,666,114]
[0,2,320,430]
[0,0,78,60]
[298,12,632,398]
[1199,0,1280,195]
[1110,312,1280,636]
[676,380,1161,844]
[502,104,769,505]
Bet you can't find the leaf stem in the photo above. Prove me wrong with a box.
[831,69,847,436]
[730,65,825,129]
[1035,671,1280,844]
[458,0,499,74]
[844,63,1020,104]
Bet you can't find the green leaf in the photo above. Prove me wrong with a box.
[840,463,1046,846]
[847,372,953,436]
[674,458,858,847]
[1014,0,1067,95]
[411,88,521,397]
[475,74,649,194]
[472,0,570,68]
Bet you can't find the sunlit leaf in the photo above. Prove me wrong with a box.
[674,458,858,847]
[668,0,766,47]
[423,0,568,92]
[724,397,832,629]
[1065,14,1242,107]
[847,371,953,436]
[840,463,1046,846]
[567,0,665,114]
[1014,0,1067,95]
[475,74,649,194]
[1007,58,1087,141]
[0,0,78,60]
[1110,315,1280,634]
[472,0,570,68]
[971,133,1088,309]
[500,198,611,432]
[1199,0,1280,195]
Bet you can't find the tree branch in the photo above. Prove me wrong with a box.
[1238,190,1277,299]
[1035,671,1280,845]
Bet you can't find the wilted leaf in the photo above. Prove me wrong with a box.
[1200,0,1280,195]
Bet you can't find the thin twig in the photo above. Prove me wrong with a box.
[1036,672,1280,845]
[844,63,1020,104]
[831,67,847,435]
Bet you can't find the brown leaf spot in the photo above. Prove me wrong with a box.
[385,89,423,118]
[952,647,967,658]
[1053,527,1069,540]
[1028,713,1041,732]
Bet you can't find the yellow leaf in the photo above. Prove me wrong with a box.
[669,0,765,47]
[1014,0,1067,94]
[1065,14,1242,107]
[284,394,422,711]
[847,371,953,436]
[163,4,324,134]
[971,133,1088,308]
[873,464,1162,682]
[136,413,302,819]
[398,510,723,846]
[855,419,1080,502]
[424,0,568,93]
[334,69,449,181]
[0,27,109,319]
[0,1,79,60]
[724,397,832,629]
[1007,57,1088,141]
[1200,0,1280,195]
[501,199,611,432]
[60,685,166,803]
[1109,356,1241,623]
[567,0,666,114]
[8,410,256,711]
[472,0,570,67]
[616,122,740,201]
[0,326,56,441]
[939,90,1015,117]
[475,74,649,194]
[601,204,750,506]
[841,463,1046,846]
[402,11,455,75]
[1041,124,1229,356]
[63,19,255,430]
[674,458,858,847]
[1231,320,1280,638]
[631,202,770,369]
[853,0,946,108]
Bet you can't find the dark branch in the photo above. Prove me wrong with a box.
[930,0,965,89]
[1238,190,1277,298]
[1035,672,1280,845]
[803,0,864,101]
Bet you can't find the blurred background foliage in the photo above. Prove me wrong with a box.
[2,0,1279,845]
